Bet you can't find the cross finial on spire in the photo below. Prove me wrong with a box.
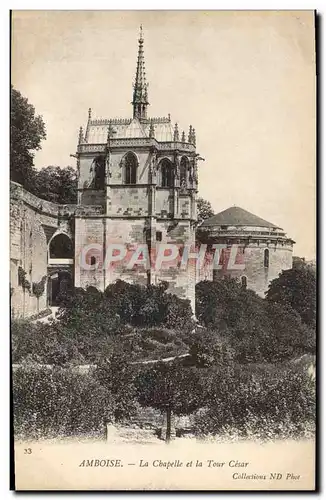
[139,24,143,41]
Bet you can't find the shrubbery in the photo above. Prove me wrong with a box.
[13,355,140,439]
[195,363,315,440]
[266,264,316,327]
[12,277,316,442]
[12,281,195,365]
[13,365,111,439]
[196,278,315,363]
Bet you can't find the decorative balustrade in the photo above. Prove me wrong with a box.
[89,116,171,126]
[78,139,196,153]
[197,229,287,238]
[208,229,285,236]
[90,118,132,125]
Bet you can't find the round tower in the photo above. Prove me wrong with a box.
[196,206,295,297]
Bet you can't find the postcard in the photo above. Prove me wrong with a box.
[10,10,316,491]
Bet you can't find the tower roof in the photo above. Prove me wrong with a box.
[201,206,281,229]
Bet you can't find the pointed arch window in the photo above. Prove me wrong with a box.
[90,155,105,190]
[124,153,137,185]
[180,157,189,187]
[264,248,269,268]
[160,159,174,188]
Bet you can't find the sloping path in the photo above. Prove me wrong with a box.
[32,307,59,324]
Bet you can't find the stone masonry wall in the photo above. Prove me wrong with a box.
[10,197,51,317]
[10,182,76,318]
[197,240,293,297]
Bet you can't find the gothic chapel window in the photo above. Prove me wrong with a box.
[264,248,269,268]
[180,157,188,187]
[161,159,174,188]
[125,153,137,184]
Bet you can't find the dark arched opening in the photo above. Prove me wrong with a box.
[49,234,73,259]
[124,152,137,184]
[47,271,73,306]
[160,159,174,188]
[180,156,189,188]
[264,248,269,268]
[91,155,106,190]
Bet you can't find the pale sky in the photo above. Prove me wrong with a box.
[11,10,316,259]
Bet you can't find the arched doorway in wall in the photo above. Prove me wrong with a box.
[47,233,74,306]
[47,270,73,306]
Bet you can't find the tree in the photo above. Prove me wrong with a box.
[197,197,215,223]
[196,278,315,363]
[266,265,316,327]
[136,361,204,442]
[95,351,139,423]
[195,363,316,439]
[11,86,46,188]
[103,280,195,331]
[33,165,77,204]
[187,329,234,368]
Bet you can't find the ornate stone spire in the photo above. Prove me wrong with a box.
[192,128,196,147]
[149,120,155,138]
[85,108,92,142]
[181,131,186,143]
[78,126,84,144]
[106,120,117,142]
[188,125,193,143]
[132,25,149,120]
[173,123,179,142]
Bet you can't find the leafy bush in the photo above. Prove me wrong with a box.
[266,265,316,327]
[11,318,190,365]
[195,363,315,440]
[186,329,234,368]
[103,280,195,331]
[196,278,315,363]
[121,328,188,362]
[13,365,112,439]
[13,356,139,439]
[58,281,194,332]
[12,319,77,365]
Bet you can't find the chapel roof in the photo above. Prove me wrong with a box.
[85,117,175,144]
[201,206,281,229]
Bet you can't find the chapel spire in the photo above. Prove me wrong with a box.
[132,25,149,120]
